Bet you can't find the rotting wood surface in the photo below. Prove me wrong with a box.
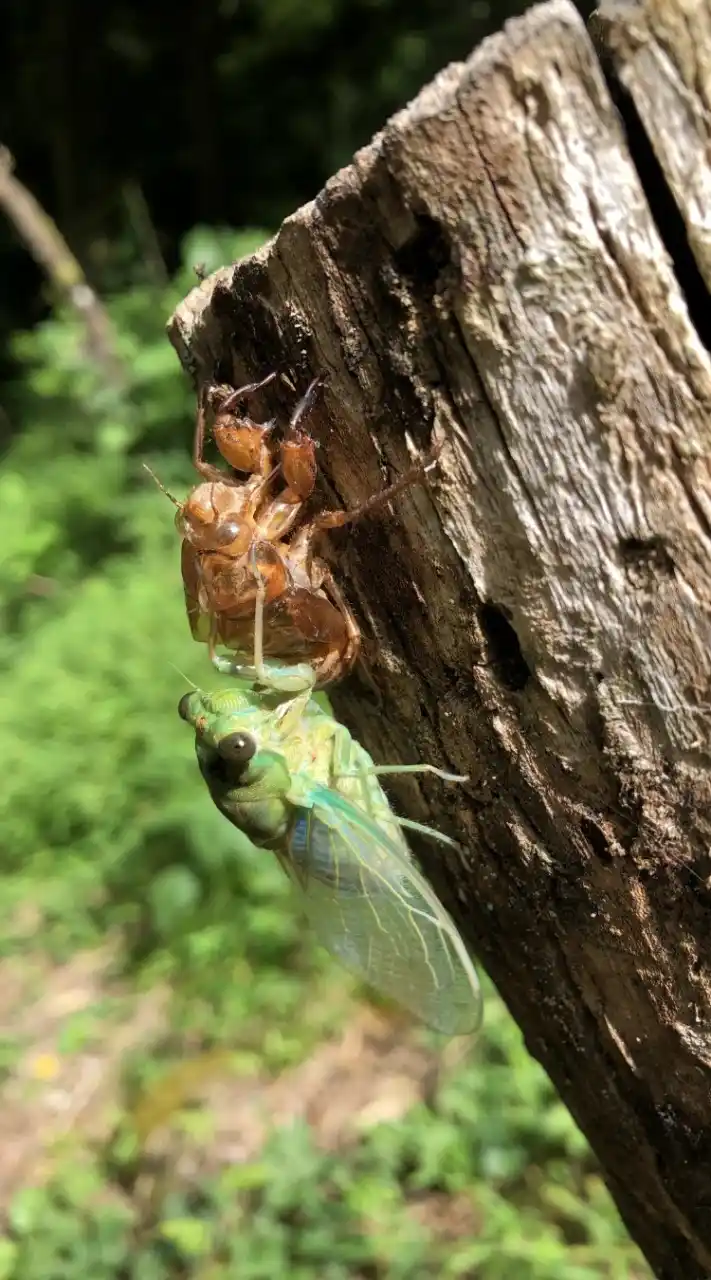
[168,1,711,1274]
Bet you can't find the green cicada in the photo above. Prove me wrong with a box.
[178,680,482,1036]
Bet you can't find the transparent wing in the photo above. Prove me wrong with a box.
[282,784,482,1036]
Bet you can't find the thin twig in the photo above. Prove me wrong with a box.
[0,145,126,389]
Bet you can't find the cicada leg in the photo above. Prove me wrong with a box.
[193,387,227,483]
[312,442,443,533]
[364,764,467,782]
[332,740,466,851]
[252,375,325,542]
[387,815,462,851]
[213,373,281,477]
[194,372,278,482]
[278,373,324,503]
[290,373,326,435]
[310,563,361,681]
[213,415,277,477]
[218,371,279,414]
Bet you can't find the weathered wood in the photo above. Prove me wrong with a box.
[594,0,711,291]
[168,0,711,1273]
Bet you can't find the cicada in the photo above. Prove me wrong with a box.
[149,371,438,688]
[178,680,482,1037]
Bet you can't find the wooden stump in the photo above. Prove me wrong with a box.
[168,1,711,1273]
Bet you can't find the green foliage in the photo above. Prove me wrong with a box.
[0,226,326,1047]
[2,990,648,1279]
[0,232,649,1277]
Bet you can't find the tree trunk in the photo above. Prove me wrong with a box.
[167,1,711,1274]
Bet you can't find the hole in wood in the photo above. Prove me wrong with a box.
[580,816,613,864]
[478,601,530,691]
[392,213,451,294]
[619,536,675,578]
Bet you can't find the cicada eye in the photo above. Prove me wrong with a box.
[217,731,257,766]
[177,693,193,722]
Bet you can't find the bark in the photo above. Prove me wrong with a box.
[167,1,711,1274]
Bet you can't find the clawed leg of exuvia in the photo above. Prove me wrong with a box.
[288,373,326,434]
[277,376,324,504]
[313,442,443,533]
[194,373,278,480]
[193,389,225,481]
[218,371,279,415]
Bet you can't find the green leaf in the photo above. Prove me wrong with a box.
[0,1237,18,1280]
[159,1217,212,1258]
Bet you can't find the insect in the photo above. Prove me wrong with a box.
[148,372,439,689]
[178,678,482,1036]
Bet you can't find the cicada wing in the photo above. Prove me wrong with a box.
[283,785,482,1037]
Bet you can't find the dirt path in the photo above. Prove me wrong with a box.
[0,946,167,1207]
[0,945,458,1208]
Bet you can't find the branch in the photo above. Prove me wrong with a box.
[167,1,711,1273]
[0,146,125,388]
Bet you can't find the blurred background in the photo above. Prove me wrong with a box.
[0,1,650,1276]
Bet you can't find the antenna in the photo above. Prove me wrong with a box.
[143,461,180,509]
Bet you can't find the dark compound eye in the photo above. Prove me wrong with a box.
[217,732,257,766]
[177,692,193,722]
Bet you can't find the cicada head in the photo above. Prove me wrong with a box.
[177,686,296,765]
[178,688,293,841]
[178,687,257,741]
